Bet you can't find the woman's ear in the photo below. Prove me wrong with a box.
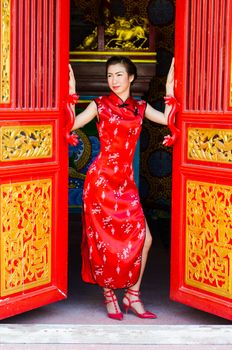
[129,74,135,83]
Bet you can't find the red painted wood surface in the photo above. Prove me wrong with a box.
[0,0,70,320]
[170,0,232,320]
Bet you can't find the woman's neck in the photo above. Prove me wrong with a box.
[112,91,130,102]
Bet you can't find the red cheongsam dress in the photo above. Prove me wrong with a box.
[81,92,147,289]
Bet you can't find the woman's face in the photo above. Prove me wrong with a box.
[107,63,134,98]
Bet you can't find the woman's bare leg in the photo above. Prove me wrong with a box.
[123,219,153,313]
[103,288,122,315]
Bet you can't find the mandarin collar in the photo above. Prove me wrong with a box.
[108,91,135,108]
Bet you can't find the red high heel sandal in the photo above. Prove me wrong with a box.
[123,289,157,319]
[103,289,123,321]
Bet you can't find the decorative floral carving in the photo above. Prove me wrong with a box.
[186,180,232,298]
[1,179,52,296]
[188,128,232,163]
[0,0,11,103]
[0,125,53,161]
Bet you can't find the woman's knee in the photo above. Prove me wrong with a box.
[144,231,152,250]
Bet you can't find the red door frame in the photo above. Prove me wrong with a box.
[170,0,232,320]
[0,0,71,319]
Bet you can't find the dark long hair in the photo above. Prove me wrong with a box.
[106,56,137,82]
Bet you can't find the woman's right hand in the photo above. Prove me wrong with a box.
[69,64,76,95]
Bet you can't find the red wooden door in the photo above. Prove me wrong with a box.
[0,0,71,319]
[170,0,232,320]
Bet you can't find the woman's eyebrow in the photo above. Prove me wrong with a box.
[108,71,124,75]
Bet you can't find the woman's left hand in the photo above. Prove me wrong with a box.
[166,57,174,96]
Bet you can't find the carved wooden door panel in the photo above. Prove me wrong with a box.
[0,0,71,319]
[170,0,232,320]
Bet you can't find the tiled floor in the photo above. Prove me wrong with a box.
[1,346,232,350]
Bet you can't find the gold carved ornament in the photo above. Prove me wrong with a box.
[77,16,150,51]
[69,129,91,181]
[0,179,52,296]
[0,0,11,103]
[77,27,98,51]
[0,125,53,162]
[186,180,232,299]
[188,128,232,163]
[104,16,149,50]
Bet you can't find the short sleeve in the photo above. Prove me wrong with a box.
[137,99,147,119]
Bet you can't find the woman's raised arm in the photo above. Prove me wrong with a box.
[144,58,174,125]
[69,64,98,130]
[71,101,98,130]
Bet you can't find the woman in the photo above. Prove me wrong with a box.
[69,56,174,320]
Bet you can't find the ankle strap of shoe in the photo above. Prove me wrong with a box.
[126,289,141,297]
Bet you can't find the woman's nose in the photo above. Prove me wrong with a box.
[112,75,118,83]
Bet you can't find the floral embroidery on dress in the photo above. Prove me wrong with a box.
[121,221,134,234]
[95,176,108,188]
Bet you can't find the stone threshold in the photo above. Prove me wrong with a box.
[0,325,231,345]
